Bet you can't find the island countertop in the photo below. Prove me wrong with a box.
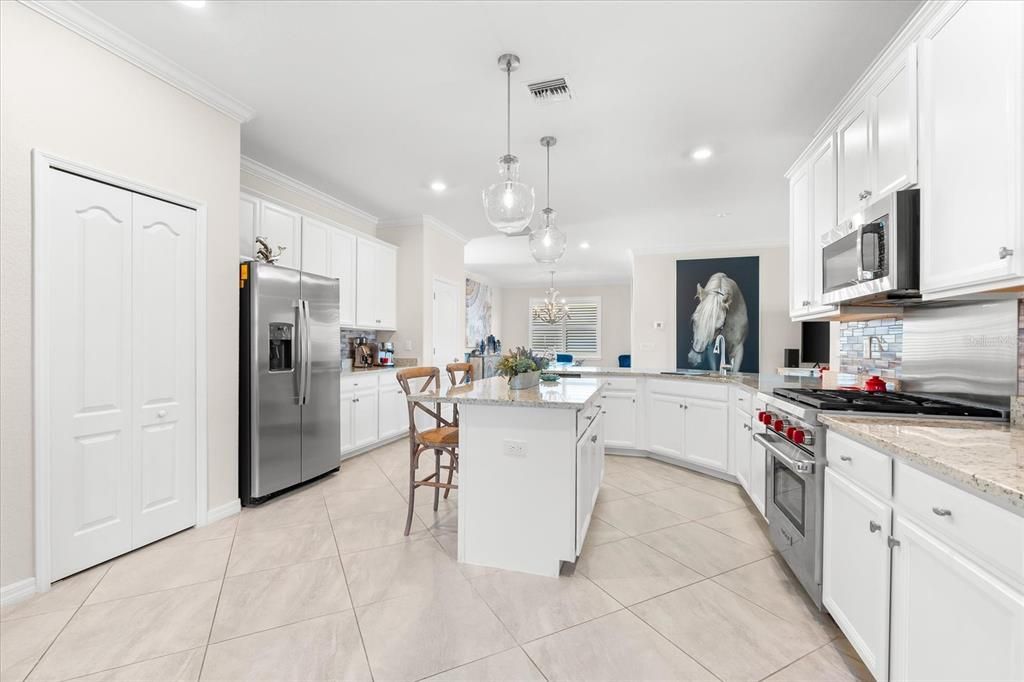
[407,375,602,410]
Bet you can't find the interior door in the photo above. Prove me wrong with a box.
[131,194,197,548]
[432,278,462,421]
[48,169,134,580]
[300,272,341,480]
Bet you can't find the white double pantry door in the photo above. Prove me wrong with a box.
[46,168,197,581]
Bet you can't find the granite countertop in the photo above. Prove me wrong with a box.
[407,375,602,410]
[820,415,1024,516]
[546,365,832,393]
[342,366,398,375]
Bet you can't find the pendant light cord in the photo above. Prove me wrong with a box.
[546,143,551,209]
[506,63,512,157]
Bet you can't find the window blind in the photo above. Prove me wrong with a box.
[528,297,601,357]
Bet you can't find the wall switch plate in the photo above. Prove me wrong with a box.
[404,339,413,351]
[503,440,527,458]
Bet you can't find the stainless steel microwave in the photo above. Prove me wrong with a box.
[821,189,920,305]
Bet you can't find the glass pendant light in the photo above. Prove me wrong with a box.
[482,54,535,234]
[529,136,567,264]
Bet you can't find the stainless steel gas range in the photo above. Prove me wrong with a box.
[754,387,1007,610]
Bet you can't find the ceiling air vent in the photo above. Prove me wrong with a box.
[528,77,573,103]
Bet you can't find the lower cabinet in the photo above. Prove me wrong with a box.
[823,468,892,681]
[645,389,728,473]
[575,412,605,554]
[341,371,405,455]
[890,516,1024,682]
[647,391,685,458]
[378,382,409,440]
[732,408,751,492]
[601,390,637,448]
[748,434,766,515]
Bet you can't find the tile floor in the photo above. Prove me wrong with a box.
[1,441,871,681]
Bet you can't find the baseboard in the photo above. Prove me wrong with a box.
[341,433,407,461]
[0,577,37,607]
[204,498,241,525]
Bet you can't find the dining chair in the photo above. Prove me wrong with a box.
[395,367,459,536]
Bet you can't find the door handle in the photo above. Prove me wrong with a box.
[998,246,1014,259]
[296,301,307,406]
[839,455,852,462]
[869,521,881,533]
[302,300,313,405]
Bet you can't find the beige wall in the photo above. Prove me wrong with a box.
[499,284,632,364]
[630,246,798,371]
[240,168,376,236]
[0,4,241,588]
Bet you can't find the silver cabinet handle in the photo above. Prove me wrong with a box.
[839,455,852,462]
[998,246,1014,259]
[932,507,952,517]
[591,434,598,443]
[858,189,873,200]
[801,300,811,306]
[869,521,881,533]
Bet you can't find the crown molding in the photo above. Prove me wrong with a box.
[240,156,378,224]
[20,0,255,123]
[629,238,789,257]
[784,0,951,178]
[378,214,470,244]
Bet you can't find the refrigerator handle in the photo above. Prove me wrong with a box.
[302,299,313,405]
[295,300,307,406]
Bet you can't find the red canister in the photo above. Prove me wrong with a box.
[864,375,887,393]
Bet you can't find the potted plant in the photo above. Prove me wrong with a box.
[497,347,550,390]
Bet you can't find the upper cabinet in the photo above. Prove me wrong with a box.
[239,193,258,261]
[789,136,839,319]
[918,0,1024,298]
[302,216,357,327]
[356,238,397,330]
[837,102,872,222]
[788,163,813,318]
[258,200,302,269]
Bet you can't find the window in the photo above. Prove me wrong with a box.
[528,296,601,358]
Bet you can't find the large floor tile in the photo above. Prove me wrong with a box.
[523,609,715,682]
[0,608,75,682]
[765,641,873,681]
[1,565,109,622]
[713,555,838,642]
[324,485,407,519]
[432,532,498,580]
[469,571,619,643]
[631,581,820,681]
[596,483,631,502]
[681,473,750,505]
[577,537,702,606]
[602,469,676,496]
[226,522,336,577]
[356,583,514,682]
[317,456,392,493]
[592,496,687,536]
[637,521,772,577]
[211,556,351,642]
[236,495,329,535]
[425,647,545,681]
[333,508,428,553]
[583,518,628,547]
[639,486,743,520]
[201,611,371,681]
[415,500,459,535]
[29,581,219,681]
[157,516,238,550]
[699,506,774,552]
[86,537,232,604]
[72,648,205,682]
[342,536,467,606]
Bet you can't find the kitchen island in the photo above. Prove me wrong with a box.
[408,376,605,576]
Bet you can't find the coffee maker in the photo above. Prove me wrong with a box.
[376,341,394,367]
[353,336,374,369]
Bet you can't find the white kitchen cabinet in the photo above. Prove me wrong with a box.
[378,380,409,440]
[788,163,813,318]
[682,396,728,472]
[376,243,397,329]
[601,390,637,449]
[919,0,1024,298]
[646,392,685,458]
[239,192,258,260]
[732,409,751,493]
[890,515,1024,682]
[302,216,357,326]
[356,238,398,330]
[257,200,302,269]
[575,412,605,554]
[748,433,766,516]
[350,387,379,450]
[837,101,871,222]
[870,45,917,198]
[823,468,892,681]
[300,216,331,277]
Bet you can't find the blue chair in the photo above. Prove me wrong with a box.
[556,353,573,364]
[618,354,631,368]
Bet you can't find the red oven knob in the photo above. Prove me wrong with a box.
[757,410,768,424]
[791,429,806,445]
[773,419,789,432]
[760,411,775,425]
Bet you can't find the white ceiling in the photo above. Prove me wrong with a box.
[82,0,920,286]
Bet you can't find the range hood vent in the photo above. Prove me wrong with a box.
[528,77,573,103]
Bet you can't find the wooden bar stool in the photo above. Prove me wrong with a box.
[396,367,459,536]
[445,362,474,427]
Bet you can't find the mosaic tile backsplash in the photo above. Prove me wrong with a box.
[838,316,904,381]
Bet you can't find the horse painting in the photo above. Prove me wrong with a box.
[687,272,749,370]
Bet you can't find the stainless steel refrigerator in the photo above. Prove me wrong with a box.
[239,262,341,504]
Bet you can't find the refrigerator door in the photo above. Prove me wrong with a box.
[251,263,303,497]
[299,271,342,480]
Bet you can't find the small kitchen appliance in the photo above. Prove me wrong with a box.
[353,336,374,368]
[376,341,395,366]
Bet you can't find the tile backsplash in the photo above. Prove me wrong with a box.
[838,316,903,380]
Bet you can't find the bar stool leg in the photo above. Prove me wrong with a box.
[404,442,417,536]
[433,448,441,511]
[443,453,455,500]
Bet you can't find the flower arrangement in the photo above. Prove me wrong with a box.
[497,347,550,388]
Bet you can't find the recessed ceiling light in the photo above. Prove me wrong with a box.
[430,181,447,193]
[691,147,713,161]
[579,241,590,249]
[178,0,206,7]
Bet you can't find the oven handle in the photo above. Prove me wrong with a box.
[754,433,815,475]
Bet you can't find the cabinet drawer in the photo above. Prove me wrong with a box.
[342,373,379,394]
[648,378,729,402]
[734,388,753,415]
[827,431,892,499]
[577,404,601,439]
[601,376,637,391]
[894,460,1024,585]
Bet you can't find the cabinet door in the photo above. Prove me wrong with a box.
[300,216,331,277]
[837,102,871,222]
[258,201,301,269]
[352,389,379,448]
[355,238,376,328]
[919,0,1024,296]
[340,393,355,453]
[376,245,397,329]
[575,427,593,554]
[809,137,837,312]
[870,46,917,198]
[890,516,1024,682]
[646,393,684,459]
[377,384,407,439]
[732,411,751,492]
[822,469,891,681]
[788,165,812,317]
[682,397,728,472]
[600,391,637,448]
[748,433,766,516]
[239,193,259,260]
[330,229,357,327]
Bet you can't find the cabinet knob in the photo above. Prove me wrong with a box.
[156,410,167,418]
[590,434,598,443]
[998,246,1014,259]
[801,300,811,306]
[858,189,873,200]
[839,455,852,462]
[932,507,952,517]
[869,521,881,533]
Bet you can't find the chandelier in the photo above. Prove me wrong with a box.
[482,53,535,234]
[528,136,568,264]
[532,271,571,325]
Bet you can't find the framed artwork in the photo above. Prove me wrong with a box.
[465,277,492,348]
